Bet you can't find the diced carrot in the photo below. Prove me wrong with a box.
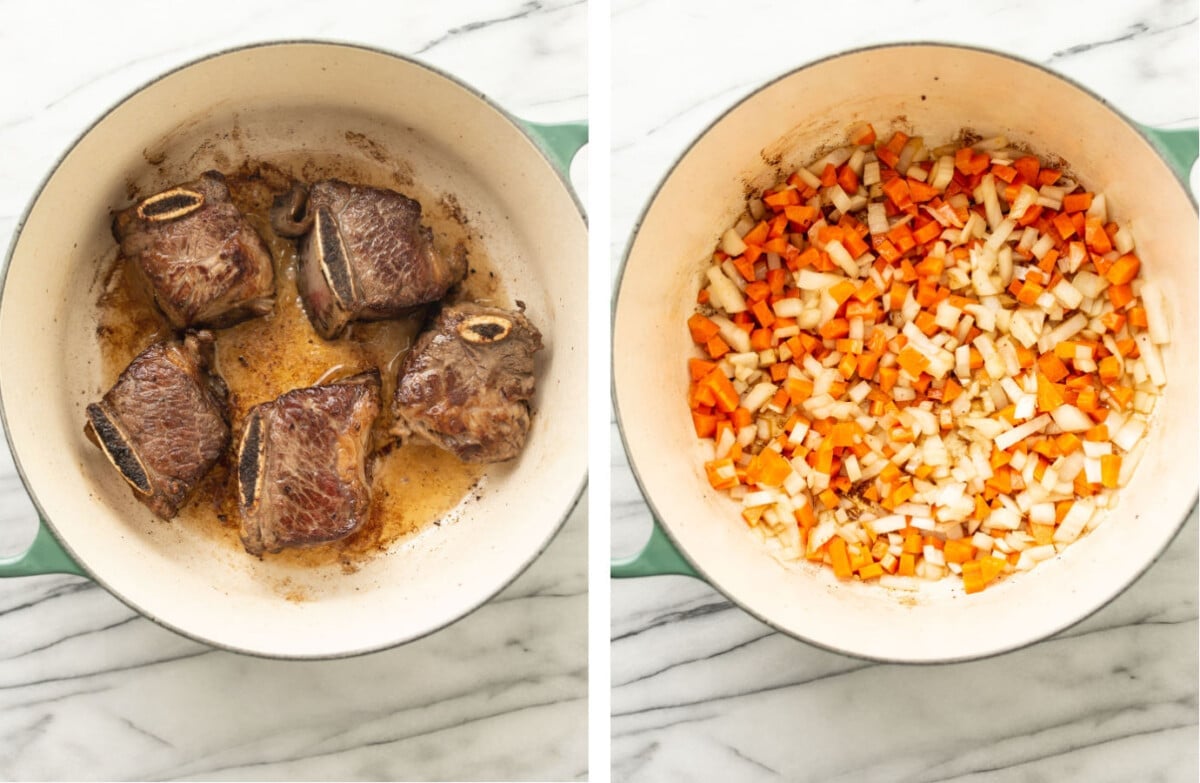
[1036,373,1065,412]
[986,467,1012,494]
[705,335,730,359]
[751,300,776,329]
[1109,385,1135,409]
[732,255,756,282]
[1105,254,1140,285]
[1076,386,1100,414]
[943,538,975,564]
[857,352,879,379]
[692,411,718,438]
[743,281,770,302]
[874,237,901,263]
[741,222,768,248]
[762,189,797,209]
[908,178,938,203]
[1062,192,1093,213]
[1100,454,1121,489]
[688,358,717,380]
[1056,432,1082,455]
[749,328,772,352]
[889,222,917,253]
[1052,212,1076,241]
[784,377,814,406]
[889,482,916,507]
[850,123,877,146]
[912,219,941,244]
[705,458,739,490]
[896,347,930,377]
[705,370,740,414]
[689,382,715,409]
[1013,156,1040,183]
[858,562,884,580]
[878,366,899,393]
[1098,355,1121,384]
[749,448,793,488]
[818,163,838,187]
[882,177,913,210]
[1099,311,1126,333]
[828,536,853,578]
[784,204,818,227]
[1104,283,1133,309]
[1085,217,1112,253]
[837,164,859,195]
[836,352,858,379]
[941,377,963,404]
[687,313,720,343]
[1032,438,1060,459]
[844,229,870,260]
[819,318,850,339]
[811,439,835,474]
[826,279,857,306]
[954,147,974,174]
[879,131,907,156]
[1127,307,1148,329]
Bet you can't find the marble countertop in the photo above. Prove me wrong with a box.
[611,1,1198,781]
[0,1,586,780]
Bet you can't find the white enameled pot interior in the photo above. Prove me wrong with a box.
[614,45,1197,662]
[0,43,586,657]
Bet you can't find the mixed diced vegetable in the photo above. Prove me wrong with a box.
[687,123,1168,594]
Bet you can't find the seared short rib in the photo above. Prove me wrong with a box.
[113,171,276,329]
[270,180,466,339]
[392,304,542,463]
[236,371,381,555]
[85,333,230,519]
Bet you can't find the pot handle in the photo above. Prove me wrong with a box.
[611,518,702,579]
[1139,125,1199,183]
[0,518,85,577]
[520,120,588,178]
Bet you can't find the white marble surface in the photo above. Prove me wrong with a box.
[0,1,587,780]
[611,1,1198,781]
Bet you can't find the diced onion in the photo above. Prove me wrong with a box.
[720,228,747,257]
[706,266,747,314]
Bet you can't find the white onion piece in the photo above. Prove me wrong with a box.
[721,228,747,257]
[1050,404,1093,433]
[707,266,747,314]
[1140,281,1169,345]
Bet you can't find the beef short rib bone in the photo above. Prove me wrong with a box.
[113,171,276,329]
[392,303,542,463]
[236,371,381,555]
[85,333,230,520]
[270,180,467,339]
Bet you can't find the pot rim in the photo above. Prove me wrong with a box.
[0,38,587,660]
[611,40,1198,664]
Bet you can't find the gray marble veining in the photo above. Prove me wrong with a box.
[0,1,587,780]
[611,1,1198,781]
